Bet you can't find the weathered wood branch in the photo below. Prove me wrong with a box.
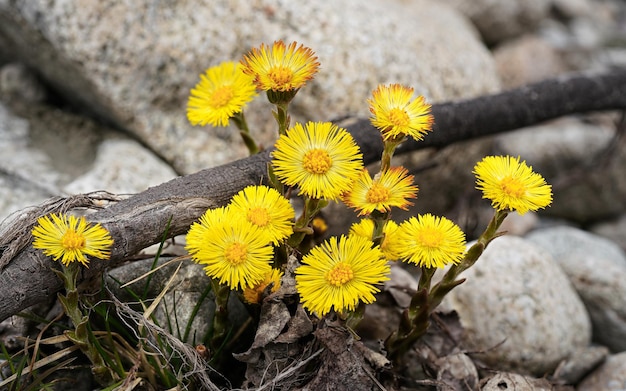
[1,68,625,321]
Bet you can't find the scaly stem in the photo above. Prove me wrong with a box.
[231,111,259,155]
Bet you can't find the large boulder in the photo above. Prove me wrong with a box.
[0,0,500,174]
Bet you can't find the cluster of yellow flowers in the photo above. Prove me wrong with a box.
[30,40,553,322]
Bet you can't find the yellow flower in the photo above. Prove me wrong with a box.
[241,40,320,92]
[473,155,553,215]
[31,213,113,267]
[394,214,466,268]
[229,185,295,245]
[368,84,434,141]
[295,235,390,316]
[186,61,257,127]
[349,219,402,261]
[242,268,283,304]
[186,208,273,290]
[272,121,364,200]
[342,167,418,216]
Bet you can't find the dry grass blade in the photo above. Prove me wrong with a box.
[119,256,188,289]
[0,344,80,387]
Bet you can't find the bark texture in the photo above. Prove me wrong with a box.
[1,68,625,321]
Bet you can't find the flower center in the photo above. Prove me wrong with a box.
[224,242,248,265]
[247,207,271,227]
[366,182,391,204]
[61,229,85,250]
[268,66,294,86]
[416,228,443,248]
[325,262,354,287]
[209,86,234,108]
[302,149,332,174]
[388,108,410,127]
[500,177,525,198]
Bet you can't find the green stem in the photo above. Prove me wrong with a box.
[273,102,291,136]
[380,137,405,173]
[287,197,326,250]
[231,111,259,155]
[56,263,111,384]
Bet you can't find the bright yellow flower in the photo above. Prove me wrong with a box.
[342,167,418,216]
[368,84,434,141]
[32,213,113,267]
[272,121,364,200]
[241,40,320,92]
[474,155,553,215]
[229,185,295,245]
[186,61,257,127]
[295,235,390,316]
[349,219,402,261]
[242,268,283,304]
[186,208,273,290]
[394,214,466,269]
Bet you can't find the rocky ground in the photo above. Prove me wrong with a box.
[1,0,626,390]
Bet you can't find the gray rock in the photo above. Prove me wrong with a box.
[444,235,591,376]
[590,214,626,253]
[493,35,568,89]
[63,136,177,195]
[439,0,551,45]
[0,0,500,174]
[526,226,626,352]
[577,352,626,391]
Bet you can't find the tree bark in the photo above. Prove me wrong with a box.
[1,68,625,321]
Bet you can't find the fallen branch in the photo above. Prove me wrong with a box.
[1,68,625,322]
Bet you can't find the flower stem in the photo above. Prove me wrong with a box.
[273,102,291,136]
[55,263,112,384]
[386,209,509,363]
[209,278,231,354]
[231,111,259,155]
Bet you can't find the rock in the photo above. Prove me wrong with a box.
[444,236,591,376]
[553,345,609,385]
[63,136,177,195]
[526,226,626,352]
[590,214,626,253]
[0,0,500,174]
[493,35,568,89]
[577,352,626,391]
[481,372,554,391]
[438,0,551,45]
[493,116,625,222]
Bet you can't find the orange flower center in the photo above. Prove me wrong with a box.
[209,86,234,108]
[366,182,391,204]
[268,66,294,87]
[325,262,354,287]
[303,149,332,174]
[247,207,271,227]
[500,177,525,198]
[224,242,247,265]
[416,228,443,248]
[61,230,85,250]
[388,108,410,127]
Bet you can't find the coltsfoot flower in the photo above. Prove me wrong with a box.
[32,213,113,267]
[393,213,466,268]
[241,40,320,92]
[295,235,390,316]
[349,218,402,261]
[368,84,434,141]
[473,155,553,215]
[186,207,273,290]
[272,121,363,200]
[187,61,257,127]
[242,268,283,304]
[342,167,418,216]
[229,185,295,245]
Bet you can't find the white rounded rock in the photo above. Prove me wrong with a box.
[443,235,591,375]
